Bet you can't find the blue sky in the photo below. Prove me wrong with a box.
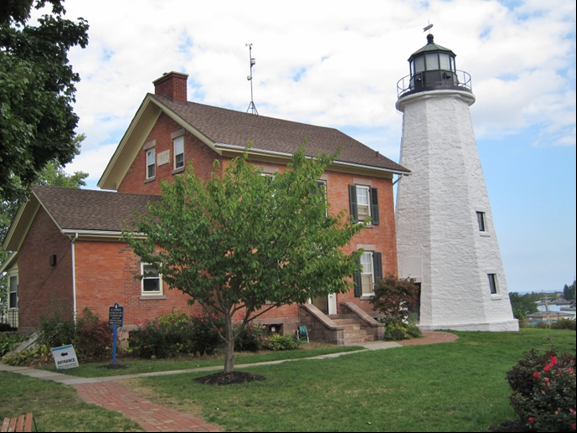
[46,0,575,294]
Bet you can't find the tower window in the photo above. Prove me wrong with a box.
[488,274,498,294]
[477,212,486,232]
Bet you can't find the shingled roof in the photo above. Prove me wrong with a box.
[32,185,159,232]
[151,94,409,173]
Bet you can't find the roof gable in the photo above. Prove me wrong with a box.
[3,186,159,251]
[98,94,409,190]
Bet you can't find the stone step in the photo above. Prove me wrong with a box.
[331,318,358,325]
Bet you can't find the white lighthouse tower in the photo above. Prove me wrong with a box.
[395,34,518,332]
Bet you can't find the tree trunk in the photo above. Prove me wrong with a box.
[223,312,235,373]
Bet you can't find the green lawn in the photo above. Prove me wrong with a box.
[129,329,576,432]
[0,372,143,432]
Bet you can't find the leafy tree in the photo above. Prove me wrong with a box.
[124,148,364,373]
[369,273,420,325]
[563,281,575,302]
[0,134,88,317]
[508,292,540,322]
[0,0,89,202]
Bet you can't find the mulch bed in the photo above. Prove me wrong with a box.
[97,363,132,370]
[194,371,267,386]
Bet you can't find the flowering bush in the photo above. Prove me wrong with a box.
[235,323,267,351]
[506,349,576,432]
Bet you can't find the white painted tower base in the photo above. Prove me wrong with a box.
[396,90,518,332]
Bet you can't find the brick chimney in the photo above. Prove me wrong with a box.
[153,71,189,103]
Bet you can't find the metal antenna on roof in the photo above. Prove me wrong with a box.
[246,43,259,115]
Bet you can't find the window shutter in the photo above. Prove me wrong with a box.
[373,252,383,283]
[370,187,379,225]
[353,254,362,297]
[349,185,358,223]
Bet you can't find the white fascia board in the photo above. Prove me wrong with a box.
[214,142,410,176]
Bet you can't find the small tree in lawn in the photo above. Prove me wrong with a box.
[370,273,420,328]
[124,146,364,374]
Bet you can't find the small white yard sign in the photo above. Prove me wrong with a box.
[51,344,79,369]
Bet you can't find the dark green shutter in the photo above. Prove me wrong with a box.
[349,185,358,223]
[370,187,379,225]
[353,253,362,297]
[373,252,383,283]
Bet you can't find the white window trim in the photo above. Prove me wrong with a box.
[488,273,498,295]
[141,263,162,296]
[173,136,185,170]
[146,148,156,180]
[475,209,491,237]
[8,271,18,310]
[360,251,375,296]
[356,185,371,222]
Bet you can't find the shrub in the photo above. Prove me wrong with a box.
[0,333,27,356]
[235,323,267,352]
[76,309,112,359]
[370,273,419,326]
[382,322,422,341]
[551,319,576,331]
[533,322,550,329]
[2,344,52,366]
[263,334,299,351]
[506,349,576,432]
[37,308,77,348]
[128,310,225,358]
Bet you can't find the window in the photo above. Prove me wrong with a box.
[146,149,156,179]
[142,263,162,295]
[8,274,17,309]
[488,274,498,295]
[349,185,379,225]
[477,211,486,232]
[354,252,383,297]
[173,136,184,170]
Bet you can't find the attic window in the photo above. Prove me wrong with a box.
[146,148,156,179]
[174,136,184,170]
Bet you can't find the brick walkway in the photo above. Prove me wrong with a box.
[2,331,458,432]
[73,381,221,432]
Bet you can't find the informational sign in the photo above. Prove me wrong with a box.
[51,345,79,369]
[108,303,124,327]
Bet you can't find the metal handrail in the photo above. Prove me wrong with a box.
[397,70,472,98]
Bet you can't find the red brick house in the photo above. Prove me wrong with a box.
[2,72,409,344]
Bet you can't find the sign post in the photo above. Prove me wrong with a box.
[108,303,124,365]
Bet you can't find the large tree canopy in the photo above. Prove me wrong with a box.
[0,0,88,201]
[125,147,365,372]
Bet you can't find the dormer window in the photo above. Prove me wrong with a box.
[146,148,156,179]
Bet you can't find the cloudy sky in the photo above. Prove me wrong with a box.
[39,0,576,294]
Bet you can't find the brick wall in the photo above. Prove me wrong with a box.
[118,112,222,194]
[18,207,74,331]
[74,241,203,326]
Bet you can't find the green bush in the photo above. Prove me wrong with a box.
[383,322,422,341]
[128,310,225,358]
[0,332,27,356]
[506,349,576,432]
[2,344,52,366]
[235,323,267,352]
[76,309,112,359]
[37,309,77,348]
[263,334,299,351]
[533,322,551,329]
[550,319,576,331]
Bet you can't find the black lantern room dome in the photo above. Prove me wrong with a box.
[397,34,472,98]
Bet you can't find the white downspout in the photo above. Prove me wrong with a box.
[71,233,78,324]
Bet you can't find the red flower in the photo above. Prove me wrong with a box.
[533,372,540,378]
[551,356,557,366]
[528,418,535,424]
[544,365,551,372]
